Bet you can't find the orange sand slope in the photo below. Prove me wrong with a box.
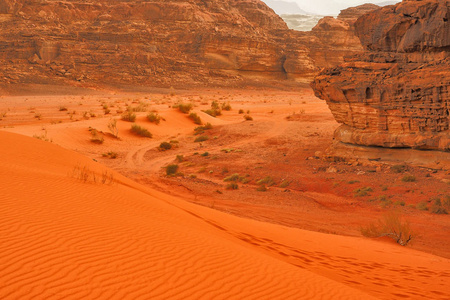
[0,130,448,299]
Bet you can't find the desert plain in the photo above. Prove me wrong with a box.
[0,84,449,299]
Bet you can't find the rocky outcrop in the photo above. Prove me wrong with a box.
[0,0,381,88]
[312,0,450,152]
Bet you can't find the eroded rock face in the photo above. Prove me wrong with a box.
[312,0,450,151]
[0,0,378,88]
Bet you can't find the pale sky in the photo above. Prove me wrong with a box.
[262,0,401,15]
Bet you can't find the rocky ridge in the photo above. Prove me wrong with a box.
[0,0,376,89]
[312,0,450,152]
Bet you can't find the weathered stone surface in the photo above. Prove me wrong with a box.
[0,0,378,88]
[312,0,450,152]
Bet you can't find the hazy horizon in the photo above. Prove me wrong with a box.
[261,0,401,16]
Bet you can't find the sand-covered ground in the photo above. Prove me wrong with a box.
[0,86,449,299]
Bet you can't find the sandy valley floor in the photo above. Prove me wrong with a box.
[0,86,449,299]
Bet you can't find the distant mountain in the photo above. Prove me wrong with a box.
[262,0,310,15]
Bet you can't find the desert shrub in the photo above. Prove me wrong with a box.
[257,176,275,187]
[189,112,202,125]
[130,124,152,138]
[89,128,104,144]
[354,186,373,197]
[194,123,212,135]
[224,173,246,182]
[361,212,414,246]
[107,119,119,138]
[347,180,359,184]
[159,142,172,151]
[243,115,253,121]
[280,180,290,188]
[102,151,118,159]
[147,112,161,124]
[121,110,136,122]
[416,201,428,211]
[394,200,406,207]
[257,185,268,192]
[130,101,148,112]
[201,152,209,157]
[59,106,68,111]
[211,100,220,110]
[174,102,193,114]
[176,155,184,162]
[221,102,232,111]
[391,164,407,173]
[166,164,179,176]
[430,198,448,214]
[203,109,222,117]
[402,174,416,182]
[194,135,209,142]
[226,182,238,190]
[238,109,244,114]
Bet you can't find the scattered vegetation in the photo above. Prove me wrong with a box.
[107,119,119,139]
[130,124,152,138]
[89,128,104,144]
[59,106,68,111]
[130,101,148,112]
[147,112,161,124]
[221,102,232,111]
[194,123,213,135]
[224,173,247,183]
[166,164,179,176]
[257,176,275,187]
[243,115,253,121]
[174,102,193,114]
[391,164,407,173]
[430,197,449,214]
[159,141,172,151]
[354,186,373,197]
[203,100,222,117]
[121,109,136,122]
[194,135,209,143]
[71,165,115,185]
[279,180,290,188]
[102,151,118,159]
[402,174,416,182]
[176,155,184,162]
[257,185,268,192]
[361,212,414,246]
[416,201,428,211]
[189,112,202,125]
[225,182,239,190]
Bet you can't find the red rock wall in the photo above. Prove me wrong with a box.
[312,0,450,152]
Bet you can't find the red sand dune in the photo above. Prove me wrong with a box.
[1,131,450,299]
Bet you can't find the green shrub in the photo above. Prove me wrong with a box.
[194,135,209,143]
[130,124,152,138]
[147,112,161,124]
[430,198,448,214]
[226,182,238,190]
[257,176,275,187]
[166,164,179,176]
[121,110,136,122]
[159,142,172,151]
[416,201,428,211]
[354,186,373,197]
[189,112,202,125]
[174,103,193,114]
[402,174,416,182]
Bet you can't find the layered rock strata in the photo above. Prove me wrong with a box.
[312,0,450,151]
[0,0,377,88]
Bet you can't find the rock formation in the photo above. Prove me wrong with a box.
[0,0,379,89]
[312,0,450,152]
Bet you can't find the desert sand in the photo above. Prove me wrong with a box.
[0,87,449,299]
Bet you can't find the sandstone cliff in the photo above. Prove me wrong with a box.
[0,0,378,89]
[312,0,450,152]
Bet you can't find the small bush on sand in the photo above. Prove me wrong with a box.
[159,142,172,151]
[166,164,179,176]
[174,103,193,114]
[189,112,202,125]
[130,124,152,138]
[354,186,373,197]
[402,174,416,182]
[416,201,428,211]
[89,128,104,144]
[194,123,212,135]
[224,173,247,183]
[226,182,238,190]
[121,110,136,122]
[257,184,268,192]
[107,119,119,138]
[361,212,414,246]
[147,112,161,124]
[194,135,209,143]
[102,151,118,159]
[221,102,232,111]
[238,109,244,114]
[430,198,448,214]
[257,176,275,187]
[243,115,253,121]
